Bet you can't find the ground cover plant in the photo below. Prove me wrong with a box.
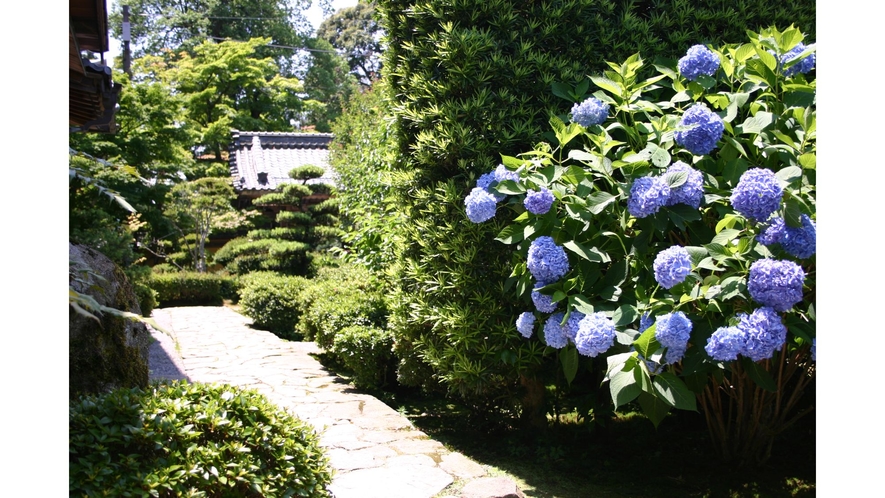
[69,381,333,497]
[464,26,815,466]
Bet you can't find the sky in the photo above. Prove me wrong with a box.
[105,0,359,67]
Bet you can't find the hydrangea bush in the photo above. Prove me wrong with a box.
[463,26,815,465]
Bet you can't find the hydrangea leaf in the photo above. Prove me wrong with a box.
[610,369,641,409]
[633,323,659,359]
[637,391,671,428]
[585,192,618,215]
[653,372,698,411]
[560,345,579,386]
[564,241,610,263]
[798,153,816,170]
[493,179,525,195]
[776,166,803,185]
[737,111,775,135]
[612,304,639,327]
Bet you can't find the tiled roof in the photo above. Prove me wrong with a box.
[229,130,336,192]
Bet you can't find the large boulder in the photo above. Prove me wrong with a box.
[69,242,151,398]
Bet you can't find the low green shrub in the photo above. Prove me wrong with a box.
[238,272,311,337]
[69,381,333,497]
[149,271,240,306]
[295,264,388,349]
[330,325,395,390]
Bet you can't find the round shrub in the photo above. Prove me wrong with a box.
[329,325,395,390]
[238,272,311,337]
[69,381,333,497]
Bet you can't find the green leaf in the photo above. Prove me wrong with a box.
[711,229,741,246]
[798,153,816,170]
[612,304,639,327]
[610,369,641,409]
[568,149,595,162]
[590,75,623,97]
[741,357,777,392]
[633,323,659,359]
[569,294,595,315]
[754,47,778,71]
[495,225,524,244]
[776,166,803,185]
[585,192,618,215]
[560,346,579,386]
[663,170,688,189]
[552,81,575,101]
[494,179,525,195]
[637,391,671,428]
[652,372,698,411]
[734,43,756,62]
[563,241,610,262]
[738,112,775,135]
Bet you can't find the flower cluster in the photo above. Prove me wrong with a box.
[654,312,692,363]
[730,168,783,222]
[516,312,535,338]
[465,187,497,223]
[747,259,806,312]
[674,103,725,155]
[527,236,570,283]
[575,312,616,357]
[677,44,720,81]
[475,164,520,203]
[543,313,570,348]
[664,161,705,208]
[627,177,670,218]
[756,215,816,259]
[531,285,558,313]
[705,307,787,362]
[570,97,609,127]
[653,246,693,289]
[780,43,816,76]
[811,338,816,362]
[524,187,555,215]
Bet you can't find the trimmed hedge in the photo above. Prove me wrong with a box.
[330,325,396,390]
[69,381,333,497]
[149,271,240,307]
[238,272,311,337]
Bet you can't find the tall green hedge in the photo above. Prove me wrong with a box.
[375,0,815,412]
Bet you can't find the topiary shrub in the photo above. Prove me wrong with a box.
[238,272,311,338]
[149,271,240,306]
[69,381,333,497]
[295,264,388,349]
[330,325,396,390]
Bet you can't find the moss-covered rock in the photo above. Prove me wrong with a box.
[69,242,151,398]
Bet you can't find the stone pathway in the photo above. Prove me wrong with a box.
[147,306,525,498]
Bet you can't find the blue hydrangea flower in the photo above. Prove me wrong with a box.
[627,176,671,218]
[531,285,558,313]
[653,246,693,289]
[678,44,720,81]
[527,236,570,283]
[564,311,586,344]
[675,103,725,155]
[476,172,495,190]
[639,312,653,333]
[705,326,744,361]
[756,216,786,246]
[811,338,816,362]
[570,97,609,127]
[494,164,520,184]
[543,313,569,349]
[781,43,816,77]
[516,312,535,339]
[781,215,816,259]
[747,259,806,312]
[654,311,692,352]
[524,187,555,215]
[737,307,787,362]
[574,312,616,357]
[663,345,687,364]
[465,187,497,223]
[730,168,783,222]
[664,161,704,208]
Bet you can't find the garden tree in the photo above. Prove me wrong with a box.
[213,165,342,275]
[302,38,360,132]
[151,38,313,160]
[374,0,816,423]
[109,0,333,76]
[317,1,384,87]
[69,64,197,182]
[328,80,401,274]
[164,177,237,272]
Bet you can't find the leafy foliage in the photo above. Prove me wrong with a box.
[149,271,240,306]
[238,272,312,336]
[317,1,384,86]
[486,26,815,465]
[375,0,815,416]
[330,325,395,390]
[70,381,333,497]
[164,177,237,272]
